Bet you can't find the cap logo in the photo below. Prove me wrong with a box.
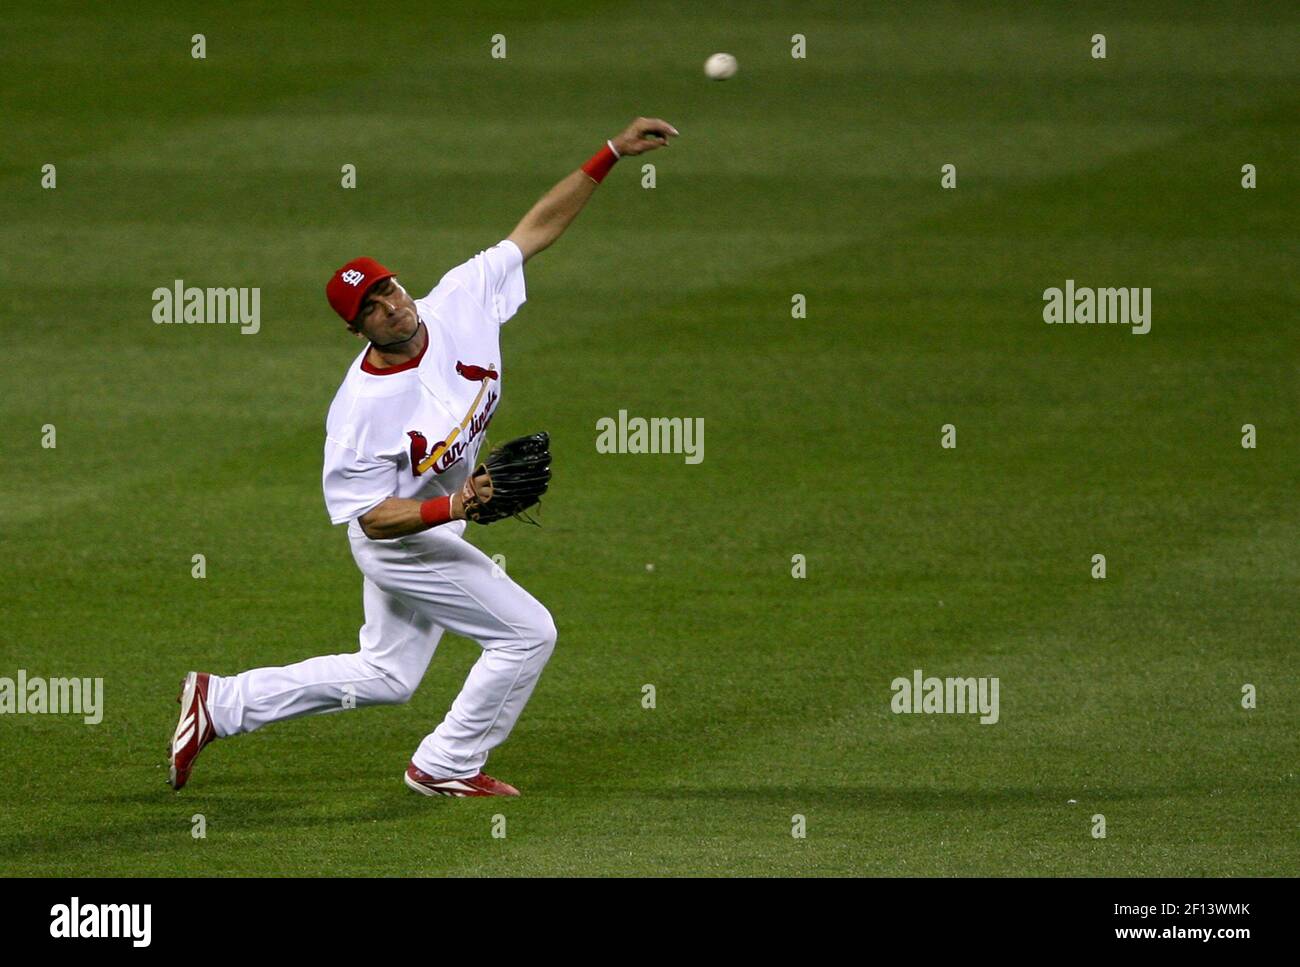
[340,269,366,286]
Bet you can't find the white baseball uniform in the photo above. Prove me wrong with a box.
[204,239,557,779]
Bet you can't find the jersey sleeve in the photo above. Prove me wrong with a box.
[322,435,398,525]
[435,239,527,325]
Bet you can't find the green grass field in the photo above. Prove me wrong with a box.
[1,0,1296,876]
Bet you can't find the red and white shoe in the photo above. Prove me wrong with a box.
[404,762,520,797]
[168,672,216,791]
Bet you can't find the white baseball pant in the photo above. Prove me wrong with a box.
[204,522,557,779]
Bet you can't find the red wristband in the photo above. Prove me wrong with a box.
[419,496,453,527]
[581,140,620,183]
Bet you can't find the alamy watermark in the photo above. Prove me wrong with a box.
[0,670,103,724]
[890,668,999,724]
[596,410,704,464]
[1043,280,1150,334]
[152,280,260,334]
[50,898,150,947]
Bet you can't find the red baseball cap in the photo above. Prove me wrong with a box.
[326,257,395,322]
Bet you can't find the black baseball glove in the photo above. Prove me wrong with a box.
[459,431,551,525]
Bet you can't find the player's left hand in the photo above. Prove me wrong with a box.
[611,117,679,156]
[456,432,552,525]
[452,469,493,521]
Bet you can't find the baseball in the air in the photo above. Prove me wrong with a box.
[704,52,737,80]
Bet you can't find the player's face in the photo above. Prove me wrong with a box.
[351,278,419,344]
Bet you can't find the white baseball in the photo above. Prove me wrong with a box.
[704,52,737,80]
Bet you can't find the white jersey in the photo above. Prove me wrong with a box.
[322,239,527,534]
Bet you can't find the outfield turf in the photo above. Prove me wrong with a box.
[0,0,1296,876]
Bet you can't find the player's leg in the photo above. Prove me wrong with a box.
[203,577,443,738]
[350,529,557,780]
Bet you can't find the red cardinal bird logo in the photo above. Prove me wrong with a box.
[456,361,498,382]
[407,430,445,477]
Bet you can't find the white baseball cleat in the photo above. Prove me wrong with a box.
[404,762,520,797]
[168,672,216,791]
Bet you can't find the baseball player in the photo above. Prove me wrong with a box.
[168,117,679,797]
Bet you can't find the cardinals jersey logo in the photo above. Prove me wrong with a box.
[406,387,499,478]
[406,362,499,477]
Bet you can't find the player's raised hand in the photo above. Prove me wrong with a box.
[611,117,679,155]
